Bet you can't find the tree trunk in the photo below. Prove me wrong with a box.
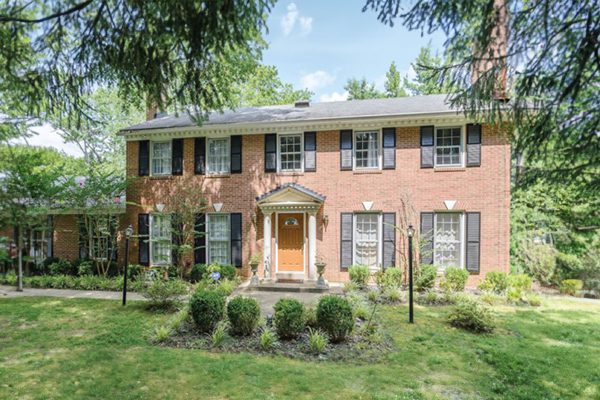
[17,227,23,292]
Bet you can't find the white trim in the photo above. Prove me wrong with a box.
[352,129,382,170]
[206,136,231,175]
[433,126,465,168]
[352,212,383,271]
[433,211,465,270]
[206,213,231,265]
[277,133,304,173]
[149,213,171,266]
[149,140,172,176]
[275,211,306,275]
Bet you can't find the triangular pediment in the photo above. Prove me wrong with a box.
[257,183,325,205]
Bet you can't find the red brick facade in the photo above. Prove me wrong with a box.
[124,123,511,286]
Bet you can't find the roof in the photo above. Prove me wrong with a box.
[256,183,326,203]
[121,94,460,132]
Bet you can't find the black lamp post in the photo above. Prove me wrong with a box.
[122,224,133,306]
[407,224,415,323]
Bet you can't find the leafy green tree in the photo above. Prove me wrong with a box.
[403,46,448,96]
[235,65,313,107]
[384,61,407,97]
[344,78,385,100]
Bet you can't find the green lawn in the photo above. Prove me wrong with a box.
[1,296,599,400]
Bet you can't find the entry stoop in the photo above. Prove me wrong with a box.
[274,272,304,283]
[248,281,332,293]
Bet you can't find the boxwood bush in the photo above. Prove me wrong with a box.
[227,296,260,336]
[316,295,354,342]
[447,299,495,333]
[190,289,226,333]
[273,298,306,340]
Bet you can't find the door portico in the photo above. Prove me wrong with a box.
[256,183,325,281]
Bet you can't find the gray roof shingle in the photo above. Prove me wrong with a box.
[256,183,326,202]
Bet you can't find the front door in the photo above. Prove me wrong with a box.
[277,213,304,272]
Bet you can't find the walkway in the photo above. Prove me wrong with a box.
[0,285,144,301]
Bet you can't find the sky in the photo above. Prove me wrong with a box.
[16,0,444,158]
[261,0,444,102]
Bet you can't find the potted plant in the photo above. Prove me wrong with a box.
[315,255,328,288]
[249,254,261,285]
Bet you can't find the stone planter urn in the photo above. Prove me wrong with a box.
[315,261,328,288]
[249,255,261,286]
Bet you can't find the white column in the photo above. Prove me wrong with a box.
[263,211,272,280]
[308,211,317,280]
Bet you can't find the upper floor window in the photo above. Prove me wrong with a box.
[207,213,230,265]
[435,127,463,167]
[207,138,230,174]
[279,134,303,172]
[354,131,380,169]
[151,141,172,175]
[354,213,381,270]
[434,212,463,269]
[150,214,171,266]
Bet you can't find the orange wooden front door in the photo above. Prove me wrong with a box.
[277,213,304,272]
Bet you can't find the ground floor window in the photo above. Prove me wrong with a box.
[150,214,171,266]
[434,213,463,269]
[208,214,230,265]
[29,229,50,264]
[354,213,381,269]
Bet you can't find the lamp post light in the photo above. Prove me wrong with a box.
[123,224,133,306]
[407,224,415,324]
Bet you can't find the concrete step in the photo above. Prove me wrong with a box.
[248,281,331,293]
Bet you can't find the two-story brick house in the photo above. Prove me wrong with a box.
[119,94,511,286]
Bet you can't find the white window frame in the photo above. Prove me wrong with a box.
[434,126,464,167]
[206,137,231,175]
[353,130,382,170]
[207,213,231,265]
[150,140,172,176]
[150,214,172,266]
[29,228,50,265]
[277,133,304,172]
[433,212,465,270]
[352,212,383,271]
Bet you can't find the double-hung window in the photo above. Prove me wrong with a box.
[279,134,303,172]
[434,213,463,269]
[29,228,50,264]
[354,131,380,169]
[207,214,230,265]
[151,141,172,175]
[354,213,381,270]
[435,127,463,167]
[150,214,171,266]
[207,138,230,174]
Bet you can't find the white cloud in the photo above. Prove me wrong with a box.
[299,16,313,35]
[319,91,349,102]
[11,123,84,158]
[281,3,299,35]
[300,70,335,91]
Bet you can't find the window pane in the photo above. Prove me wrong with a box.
[434,213,461,269]
[435,128,461,166]
[208,214,230,265]
[152,142,172,175]
[355,131,379,168]
[279,135,302,171]
[151,214,171,265]
[207,138,230,174]
[355,214,379,269]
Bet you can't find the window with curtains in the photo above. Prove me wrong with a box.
[208,214,230,265]
[354,213,380,269]
[279,134,302,171]
[29,228,50,264]
[434,213,463,269]
[354,131,380,169]
[435,127,462,166]
[207,138,230,174]
[151,141,172,175]
[150,214,171,265]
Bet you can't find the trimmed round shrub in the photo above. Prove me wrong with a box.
[191,264,208,283]
[227,296,260,336]
[48,259,74,276]
[477,271,508,294]
[316,295,354,342]
[348,265,370,288]
[273,298,306,340]
[440,267,469,292]
[447,299,495,333]
[416,264,437,291]
[190,289,226,333]
[220,264,237,281]
[559,279,583,296]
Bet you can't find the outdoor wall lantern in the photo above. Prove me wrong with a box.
[322,214,329,226]
[251,213,257,227]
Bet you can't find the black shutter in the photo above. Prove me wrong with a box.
[138,213,150,266]
[138,140,149,176]
[230,135,242,173]
[171,213,182,266]
[340,130,353,170]
[109,216,118,262]
[466,212,481,273]
[382,128,396,169]
[78,216,88,259]
[340,213,353,270]
[47,215,53,258]
[382,213,396,269]
[304,131,317,172]
[230,213,242,267]
[194,213,206,265]
[194,137,206,175]
[264,134,277,172]
[466,124,482,167]
[420,126,434,168]
[420,212,434,265]
[171,139,184,175]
